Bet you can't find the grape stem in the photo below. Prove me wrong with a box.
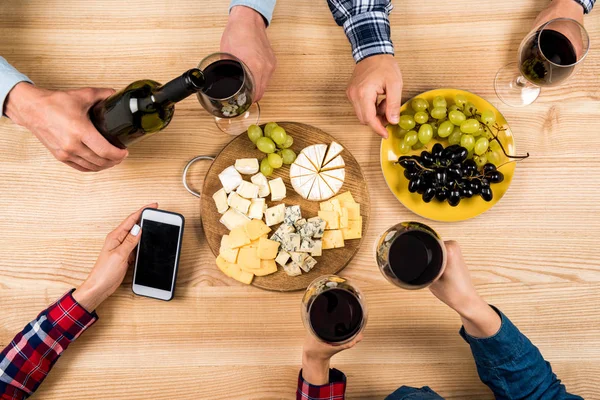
[471,110,530,161]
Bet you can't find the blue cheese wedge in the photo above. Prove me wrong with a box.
[283,262,302,277]
[281,233,301,252]
[234,158,259,175]
[307,217,326,238]
[289,251,308,265]
[236,181,259,199]
[294,218,307,231]
[300,256,317,273]
[265,204,285,226]
[250,172,270,198]
[284,205,302,226]
[299,237,315,253]
[218,165,243,193]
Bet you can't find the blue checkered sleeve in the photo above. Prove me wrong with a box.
[327,0,394,63]
[573,0,595,13]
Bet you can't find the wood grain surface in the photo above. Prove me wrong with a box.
[1,1,599,399]
[200,122,370,291]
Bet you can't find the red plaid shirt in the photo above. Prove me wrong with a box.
[0,290,97,400]
[297,368,347,399]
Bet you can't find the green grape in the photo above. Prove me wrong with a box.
[448,104,461,113]
[448,110,467,126]
[260,158,274,176]
[460,119,480,134]
[481,109,496,126]
[430,107,447,120]
[256,136,276,153]
[414,111,429,124]
[247,124,263,143]
[267,152,283,168]
[264,122,278,138]
[412,142,425,150]
[431,122,439,138]
[398,141,411,154]
[418,124,434,145]
[396,128,408,138]
[399,115,416,130]
[401,109,415,116]
[281,134,294,148]
[281,148,297,164]
[454,94,467,107]
[271,126,287,146]
[404,130,418,146]
[433,96,447,108]
[411,98,429,112]
[464,102,477,117]
[467,149,474,160]
[448,128,462,145]
[438,121,454,138]
[474,154,488,168]
[487,149,501,165]
[460,134,475,151]
[490,140,502,152]
[473,124,485,137]
[474,137,489,155]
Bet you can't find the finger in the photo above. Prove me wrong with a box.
[115,224,143,258]
[70,153,104,172]
[360,92,389,139]
[81,126,129,162]
[384,82,403,125]
[105,203,159,250]
[81,88,116,107]
[77,143,121,169]
[65,160,92,172]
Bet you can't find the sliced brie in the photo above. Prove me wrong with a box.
[307,177,322,201]
[292,174,317,200]
[234,158,259,175]
[317,175,335,201]
[323,141,344,166]
[212,188,228,214]
[302,145,322,171]
[250,172,270,198]
[321,155,345,171]
[320,168,345,183]
[218,165,243,193]
[236,181,259,199]
[320,173,344,196]
[313,144,328,170]
[290,163,317,178]
[294,153,318,173]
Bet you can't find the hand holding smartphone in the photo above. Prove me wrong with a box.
[132,208,185,301]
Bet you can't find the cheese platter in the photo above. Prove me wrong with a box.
[197,122,370,291]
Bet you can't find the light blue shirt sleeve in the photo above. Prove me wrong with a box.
[0,57,33,115]
[229,0,276,26]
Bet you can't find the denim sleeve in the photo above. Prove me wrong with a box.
[385,386,444,400]
[229,0,276,26]
[0,57,33,115]
[460,305,583,400]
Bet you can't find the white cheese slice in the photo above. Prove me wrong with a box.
[292,174,317,200]
[313,144,328,170]
[220,208,250,230]
[294,153,318,173]
[234,158,259,175]
[227,192,251,214]
[323,141,344,166]
[250,172,270,198]
[321,155,345,171]
[290,163,317,179]
[320,168,345,183]
[302,145,322,171]
[269,177,287,202]
[320,172,344,197]
[317,175,335,201]
[247,198,266,220]
[307,177,322,201]
[265,204,285,226]
[212,188,228,214]
[236,181,259,199]
[218,165,243,193]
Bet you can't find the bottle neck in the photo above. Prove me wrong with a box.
[138,68,205,111]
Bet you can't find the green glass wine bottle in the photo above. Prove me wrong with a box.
[90,68,205,149]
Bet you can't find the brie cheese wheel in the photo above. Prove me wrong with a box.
[302,146,321,170]
[291,174,317,199]
[307,178,322,201]
[321,174,343,196]
[316,175,335,200]
[321,168,345,183]
[290,163,316,178]
[321,155,345,171]
[290,142,346,201]
[312,144,328,170]
[323,141,344,166]
[294,153,318,173]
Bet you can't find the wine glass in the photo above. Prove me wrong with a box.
[197,53,260,135]
[375,222,446,290]
[301,275,367,345]
[495,18,589,107]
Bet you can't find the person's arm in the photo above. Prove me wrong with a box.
[296,333,362,399]
[572,0,595,14]
[534,0,593,27]
[429,241,583,400]
[229,0,276,25]
[0,203,156,399]
[0,57,33,116]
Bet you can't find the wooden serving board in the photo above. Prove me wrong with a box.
[200,122,370,291]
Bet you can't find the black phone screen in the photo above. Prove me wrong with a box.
[134,220,181,292]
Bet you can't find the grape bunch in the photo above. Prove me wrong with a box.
[397,143,504,207]
[247,122,297,177]
[393,94,509,167]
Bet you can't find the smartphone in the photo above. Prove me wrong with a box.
[132,208,185,301]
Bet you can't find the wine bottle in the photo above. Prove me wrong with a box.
[90,68,205,149]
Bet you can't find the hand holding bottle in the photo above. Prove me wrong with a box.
[4,83,128,172]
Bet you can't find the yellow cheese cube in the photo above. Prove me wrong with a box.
[219,239,239,263]
[318,210,339,230]
[339,208,349,229]
[216,256,254,285]
[244,219,271,240]
[341,217,362,240]
[253,259,278,276]
[334,191,356,206]
[257,237,280,260]
[345,203,361,220]
[238,247,261,270]
[322,230,345,249]
[228,226,251,248]
[320,200,333,212]
[330,199,342,214]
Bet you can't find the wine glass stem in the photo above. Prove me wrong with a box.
[516,75,529,87]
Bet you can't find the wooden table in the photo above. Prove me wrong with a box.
[1,1,599,399]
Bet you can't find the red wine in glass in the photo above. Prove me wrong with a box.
[309,288,364,343]
[519,29,577,86]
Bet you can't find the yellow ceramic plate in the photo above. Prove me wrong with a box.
[380,89,516,222]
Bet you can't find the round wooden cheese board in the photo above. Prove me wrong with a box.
[200,122,370,291]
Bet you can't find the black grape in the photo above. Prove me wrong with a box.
[480,187,493,202]
[422,187,436,203]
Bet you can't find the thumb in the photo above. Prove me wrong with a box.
[116,224,142,258]
[385,83,403,125]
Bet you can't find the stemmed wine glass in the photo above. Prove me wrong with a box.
[495,18,589,107]
[197,53,260,135]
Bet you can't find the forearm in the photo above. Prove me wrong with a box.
[0,57,33,117]
[301,355,331,386]
[229,0,276,26]
[298,354,347,399]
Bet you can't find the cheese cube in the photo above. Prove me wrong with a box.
[218,166,243,193]
[289,252,308,265]
[234,158,259,175]
[253,259,278,276]
[219,235,239,263]
[244,219,271,240]
[307,217,326,238]
[283,262,302,277]
[334,191,356,206]
[345,203,361,220]
[275,251,291,267]
[258,237,280,259]
[310,240,322,257]
[227,192,251,214]
[228,226,251,248]
[238,247,261,270]
[284,205,302,226]
[330,199,342,214]
[300,256,317,273]
[216,256,254,285]
[213,188,228,214]
[251,172,270,198]
[294,218,307,231]
[265,204,285,226]
[322,230,345,249]
[299,238,315,253]
[342,217,362,240]
[339,208,349,229]
[320,200,333,212]
[220,208,250,230]
[318,210,339,230]
[281,233,301,252]
[236,181,259,199]
[269,177,287,201]
[248,198,266,220]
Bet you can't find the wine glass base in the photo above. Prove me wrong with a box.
[214,102,260,136]
[494,63,541,107]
